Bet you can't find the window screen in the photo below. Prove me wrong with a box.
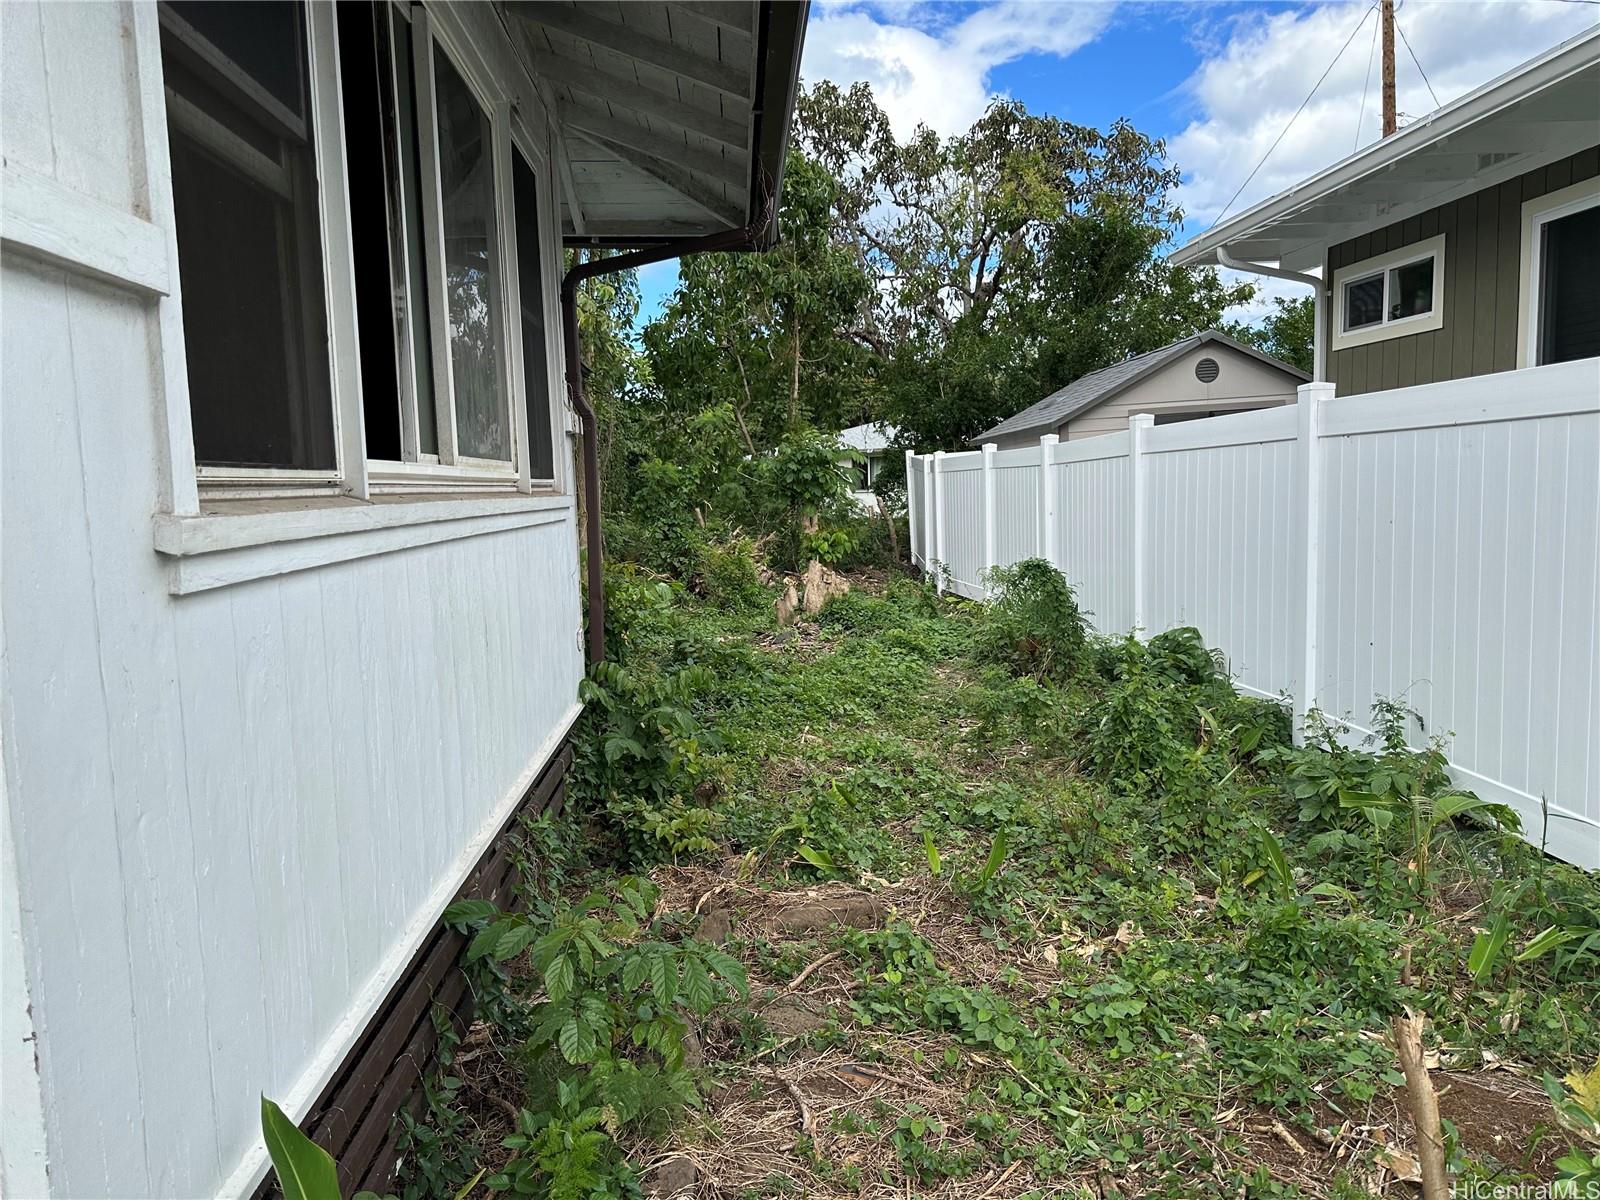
[162,1,336,471]
[513,149,555,482]
[1538,205,1600,366]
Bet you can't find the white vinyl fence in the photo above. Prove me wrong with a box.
[908,361,1600,870]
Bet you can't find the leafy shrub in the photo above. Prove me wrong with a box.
[1146,626,1225,686]
[572,659,723,865]
[976,558,1088,680]
[444,879,747,1199]
[693,534,769,611]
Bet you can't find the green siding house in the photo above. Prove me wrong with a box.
[1173,30,1600,396]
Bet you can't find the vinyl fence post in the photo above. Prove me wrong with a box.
[932,450,947,594]
[922,454,935,581]
[1291,382,1333,743]
[981,443,998,597]
[1038,434,1058,569]
[904,449,917,565]
[1128,413,1153,636]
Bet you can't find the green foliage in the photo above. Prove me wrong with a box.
[443,879,747,1199]
[572,656,723,865]
[976,559,1088,680]
[261,1097,342,1200]
[1224,296,1316,376]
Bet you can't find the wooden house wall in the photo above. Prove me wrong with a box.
[1324,146,1600,395]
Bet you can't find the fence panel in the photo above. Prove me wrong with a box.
[905,456,924,567]
[1144,408,1298,699]
[903,359,1600,868]
[1057,438,1133,635]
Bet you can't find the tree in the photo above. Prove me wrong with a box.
[795,82,1254,451]
[641,150,874,456]
[1224,296,1315,376]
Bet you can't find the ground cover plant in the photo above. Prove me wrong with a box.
[398,557,1599,1200]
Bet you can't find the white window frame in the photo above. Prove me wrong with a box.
[1330,233,1446,352]
[506,125,564,492]
[1516,177,1600,369]
[160,1,357,495]
[158,0,564,502]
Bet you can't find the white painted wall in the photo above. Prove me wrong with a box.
[910,361,1600,870]
[1065,343,1299,440]
[0,3,585,1196]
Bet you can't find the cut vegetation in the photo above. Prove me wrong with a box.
[407,562,1600,1200]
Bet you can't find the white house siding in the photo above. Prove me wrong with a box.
[0,3,584,1197]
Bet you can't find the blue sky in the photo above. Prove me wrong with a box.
[635,0,1597,327]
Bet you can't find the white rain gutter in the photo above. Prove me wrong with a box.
[1217,247,1328,383]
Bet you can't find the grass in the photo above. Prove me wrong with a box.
[403,564,1600,1200]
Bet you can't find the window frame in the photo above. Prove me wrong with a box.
[1330,233,1446,352]
[160,1,350,490]
[1517,177,1600,369]
[158,0,564,502]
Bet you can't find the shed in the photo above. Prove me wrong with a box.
[971,331,1309,449]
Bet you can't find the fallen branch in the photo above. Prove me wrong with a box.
[772,1070,815,1139]
[1391,1006,1449,1200]
[769,951,840,1000]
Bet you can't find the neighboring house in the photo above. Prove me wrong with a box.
[838,420,900,509]
[1173,29,1599,394]
[972,331,1308,449]
[0,4,806,1198]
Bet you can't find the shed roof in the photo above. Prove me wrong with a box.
[503,2,808,247]
[971,330,1308,446]
[1172,28,1600,272]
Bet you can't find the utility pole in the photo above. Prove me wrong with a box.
[1381,0,1397,137]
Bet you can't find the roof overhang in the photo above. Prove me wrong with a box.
[1172,27,1600,272]
[501,1,808,249]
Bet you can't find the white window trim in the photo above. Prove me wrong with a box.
[159,0,363,497]
[142,0,571,535]
[1516,176,1600,369]
[1331,233,1446,352]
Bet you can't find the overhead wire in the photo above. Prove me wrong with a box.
[1393,14,1442,112]
[1355,4,1381,150]
[1206,2,1378,231]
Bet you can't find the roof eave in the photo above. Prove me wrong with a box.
[1171,26,1600,269]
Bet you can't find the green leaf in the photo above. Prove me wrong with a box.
[681,954,715,1012]
[702,948,747,995]
[1256,825,1294,900]
[1516,925,1580,962]
[451,1168,487,1200]
[1468,915,1512,982]
[976,831,1008,887]
[923,830,942,877]
[261,1097,341,1200]
[442,899,497,927]
[545,954,576,1004]
[796,844,834,871]
[649,951,678,1005]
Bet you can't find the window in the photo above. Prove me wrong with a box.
[1330,234,1446,352]
[161,0,560,494]
[161,1,337,473]
[1520,179,1600,368]
[513,149,556,482]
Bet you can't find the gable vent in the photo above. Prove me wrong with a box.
[1195,357,1220,383]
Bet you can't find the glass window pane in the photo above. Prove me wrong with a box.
[1388,257,1434,321]
[336,0,402,461]
[513,150,554,481]
[433,47,508,462]
[1344,274,1384,330]
[393,10,437,454]
[163,1,336,471]
[1538,205,1600,366]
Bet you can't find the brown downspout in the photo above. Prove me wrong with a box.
[560,193,776,663]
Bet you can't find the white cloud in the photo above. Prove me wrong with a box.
[1171,1,1598,229]
[800,0,1116,137]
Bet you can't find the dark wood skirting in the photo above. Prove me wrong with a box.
[255,742,572,1198]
